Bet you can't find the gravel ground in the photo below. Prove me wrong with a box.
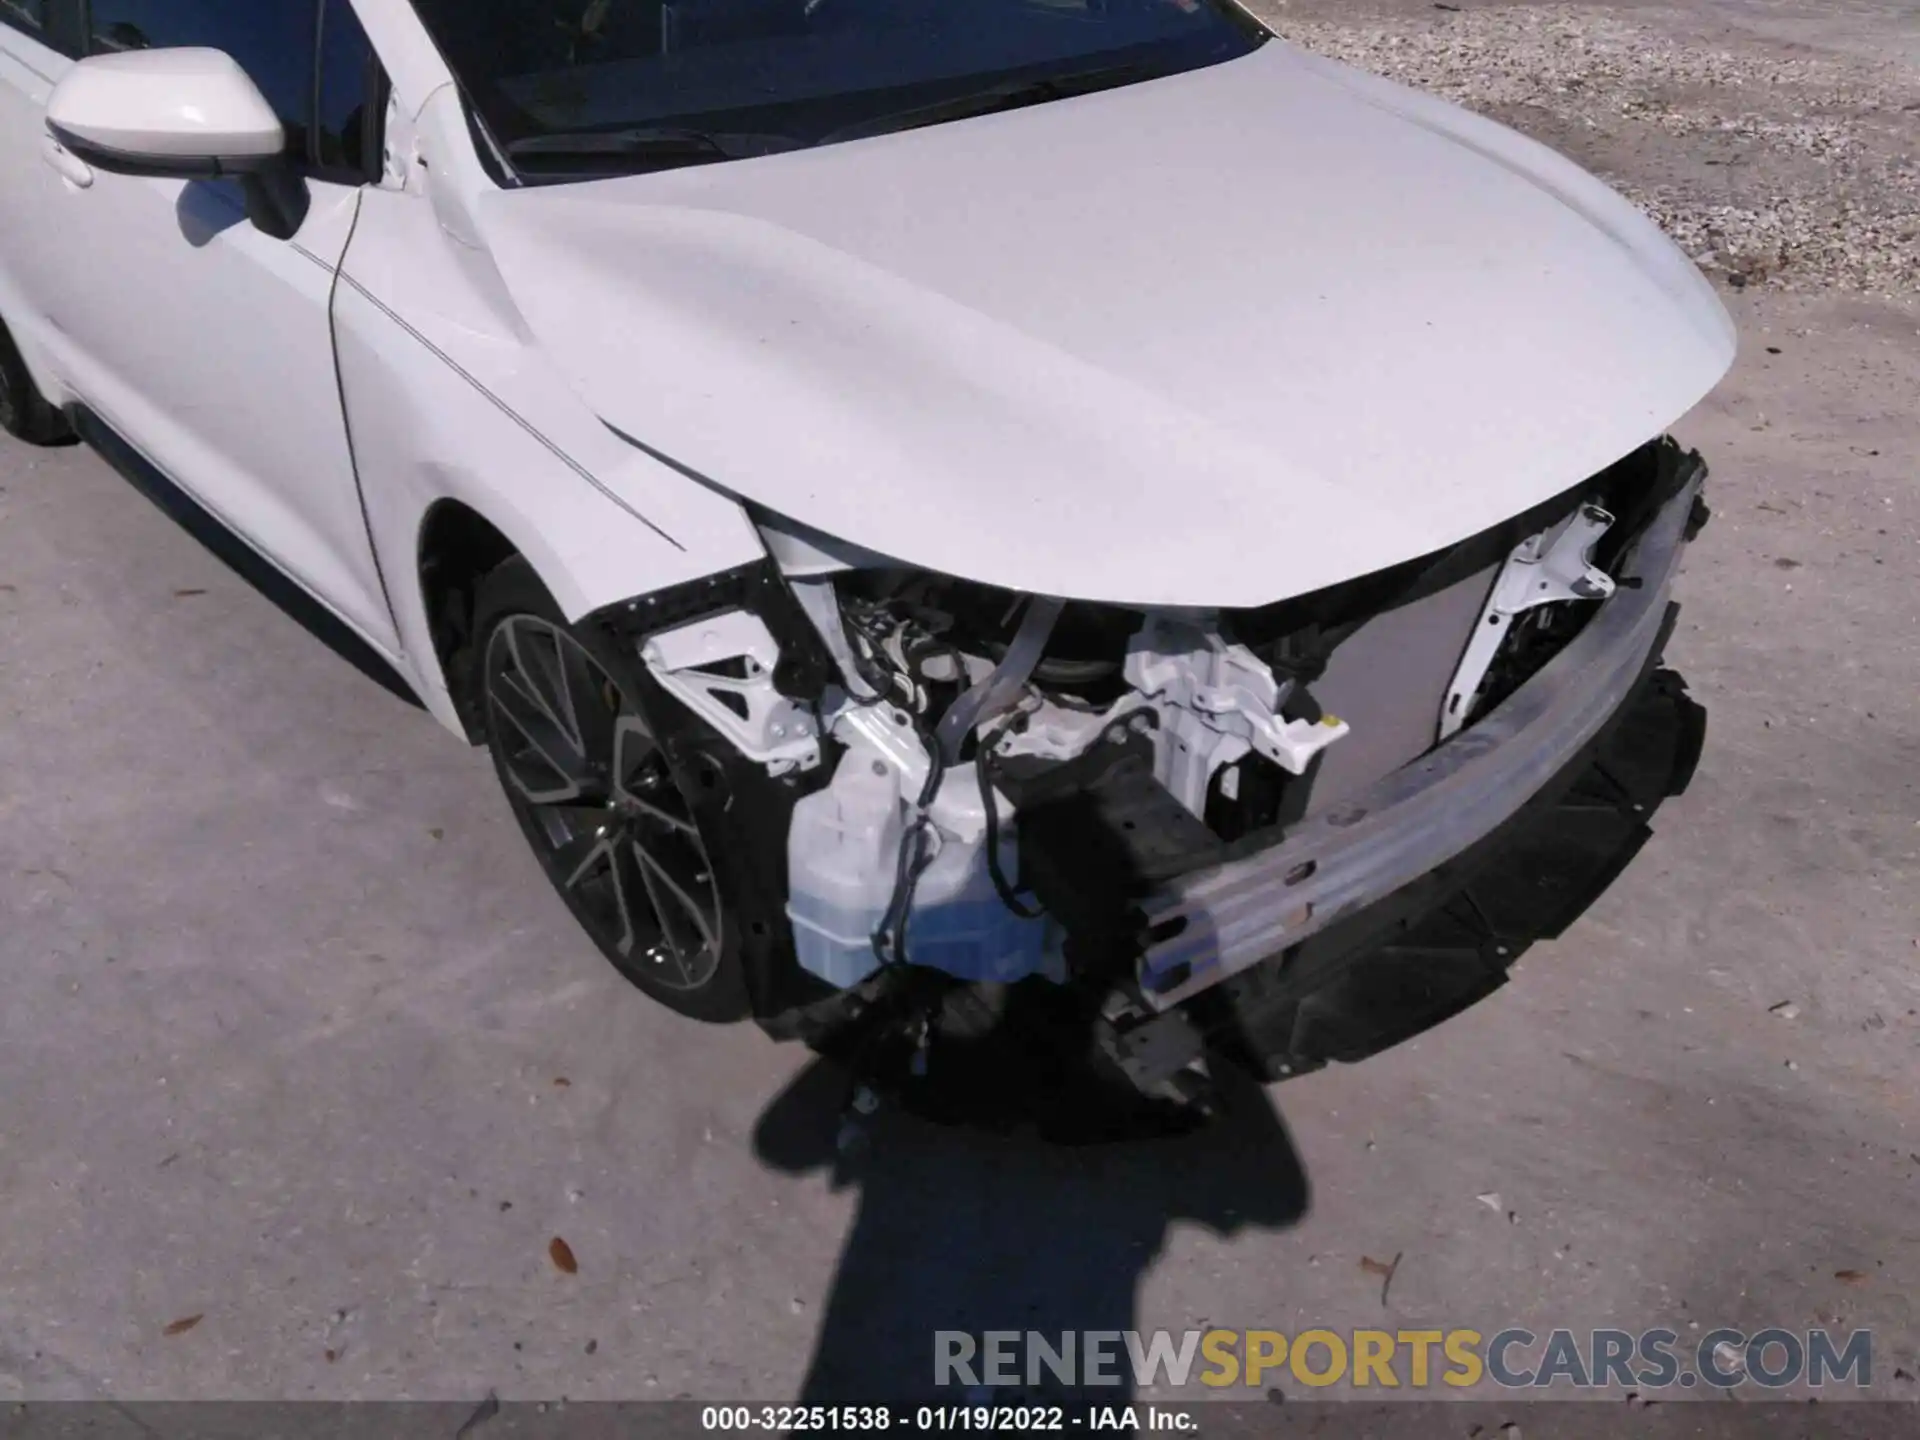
[1256,0,1920,296]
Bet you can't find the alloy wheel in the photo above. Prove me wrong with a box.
[483,615,723,991]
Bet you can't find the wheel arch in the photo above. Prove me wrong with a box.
[416,496,521,742]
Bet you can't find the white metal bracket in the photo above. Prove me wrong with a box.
[1439,502,1617,742]
[641,609,822,776]
[991,692,1151,765]
[1124,613,1350,818]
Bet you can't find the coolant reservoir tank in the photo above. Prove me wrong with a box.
[786,756,904,989]
[785,755,1047,989]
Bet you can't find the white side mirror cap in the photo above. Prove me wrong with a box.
[48,47,284,173]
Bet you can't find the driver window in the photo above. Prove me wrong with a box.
[0,0,47,34]
[1,0,83,54]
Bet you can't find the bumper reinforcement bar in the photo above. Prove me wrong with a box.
[1134,456,1706,1012]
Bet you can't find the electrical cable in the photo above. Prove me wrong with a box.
[869,640,963,968]
[868,596,1065,966]
[977,719,1044,919]
[869,750,944,969]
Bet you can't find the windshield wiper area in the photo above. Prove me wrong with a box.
[506,126,807,171]
[819,63,1153,145]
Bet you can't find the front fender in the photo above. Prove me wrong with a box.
[333,182,765,734]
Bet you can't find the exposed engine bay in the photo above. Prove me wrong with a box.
[604,438,1708,1107]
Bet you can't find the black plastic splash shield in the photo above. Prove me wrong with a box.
[1106,662,1706,1088]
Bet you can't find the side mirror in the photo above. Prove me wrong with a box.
[46,48,309,239]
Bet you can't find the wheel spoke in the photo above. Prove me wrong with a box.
[610,716,703,838]
[487,618,607,805]
[631,791,702,838]
[502,619,584,755]
[490,674,593,804]
[602,836,646,962]
[485,613,723,993]
[567,645,621,767]
[553,826,615,892]
[631,835,720,971]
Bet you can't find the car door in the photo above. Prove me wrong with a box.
[0,1,86,360]
[16,0,400,654]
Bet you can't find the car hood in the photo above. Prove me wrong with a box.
[477,40,1735,610]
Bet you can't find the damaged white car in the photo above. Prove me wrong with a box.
[0,0,1731,1098]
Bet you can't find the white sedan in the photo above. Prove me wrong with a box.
[0,0,1732,1096]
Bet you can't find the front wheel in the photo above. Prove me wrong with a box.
[472,557,750,1021]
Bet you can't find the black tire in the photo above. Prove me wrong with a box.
[0,321,76,446]
[471,555,750,1022]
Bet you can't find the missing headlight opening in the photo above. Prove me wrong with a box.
[631,436,1708,1101]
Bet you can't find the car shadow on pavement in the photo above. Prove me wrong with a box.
[753,1018,1307,1406]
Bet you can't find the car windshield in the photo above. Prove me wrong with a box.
[407,0,1266,178]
